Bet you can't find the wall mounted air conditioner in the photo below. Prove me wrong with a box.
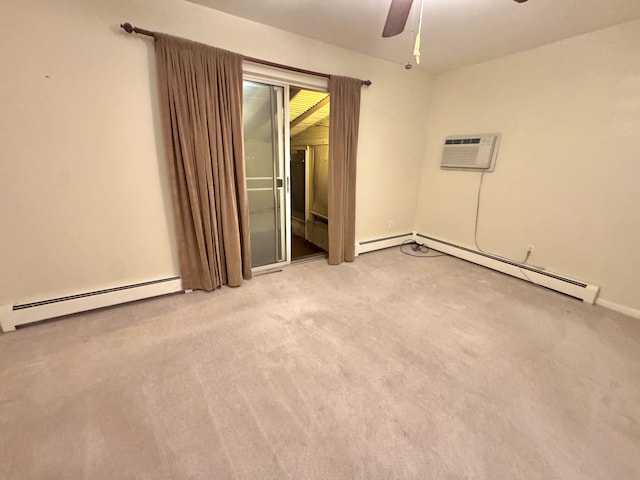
[440,133,500,172]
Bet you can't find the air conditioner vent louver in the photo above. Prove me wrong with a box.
[445,138,481,145]
[441,133,500,172]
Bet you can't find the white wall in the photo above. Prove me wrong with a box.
[0,0,431,306]
[414,18,640,314]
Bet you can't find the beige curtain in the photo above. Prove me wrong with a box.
[154,33,252,290]
[328,76,362,265]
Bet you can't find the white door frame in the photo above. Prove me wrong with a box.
[243,64,328,273]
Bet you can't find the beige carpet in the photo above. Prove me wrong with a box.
[1,247,639,479]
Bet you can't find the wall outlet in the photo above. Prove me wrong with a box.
[527,244,535,254]
[388,219,394,229]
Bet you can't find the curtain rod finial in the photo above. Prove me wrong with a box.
[120,22,155,38]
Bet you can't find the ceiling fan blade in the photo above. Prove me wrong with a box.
[382,0,414,38]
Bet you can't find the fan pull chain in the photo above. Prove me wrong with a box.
[413,0,425,64]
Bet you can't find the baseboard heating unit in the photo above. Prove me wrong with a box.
[356,233,414,256]
[0,277,183,333]
[416,234,600,304]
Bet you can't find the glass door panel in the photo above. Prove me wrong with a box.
[243,80,287,268]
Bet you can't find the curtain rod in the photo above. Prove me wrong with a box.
[120,23,372,86]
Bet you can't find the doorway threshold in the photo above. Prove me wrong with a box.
[291,252,328,265]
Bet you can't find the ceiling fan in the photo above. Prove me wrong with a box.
[382,0,529,38]
[382,0,414,38]
[382,0,425,67]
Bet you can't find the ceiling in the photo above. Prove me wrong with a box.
[244,83,329,141]
[187,0,640,73]
[289,89,329,137]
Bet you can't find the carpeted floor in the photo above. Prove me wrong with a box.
[1,247,639,479]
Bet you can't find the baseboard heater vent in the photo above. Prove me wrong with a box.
[416,234,599,304]
[356,233,414,256]
[1,276,183,333]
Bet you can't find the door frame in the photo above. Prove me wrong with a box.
[243,75,290,273]
[243,64,329,273]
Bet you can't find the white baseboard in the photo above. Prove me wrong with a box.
[356,233,414,256]
[0,277,183,333]
[416,233,600,304]
[595,299,640,320]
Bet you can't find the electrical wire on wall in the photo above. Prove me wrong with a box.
[474,171,535,265]
[473,172,549,289]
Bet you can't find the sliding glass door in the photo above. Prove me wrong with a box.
[243,80,288,268]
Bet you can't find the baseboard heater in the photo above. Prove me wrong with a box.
[416,234,600,304]
[356,233,414,256]
[0,276,183,333]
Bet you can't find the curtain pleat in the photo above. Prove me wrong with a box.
[328,76,362,265]
[154,33,252,290]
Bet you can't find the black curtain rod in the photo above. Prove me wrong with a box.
[120,23,372,86]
